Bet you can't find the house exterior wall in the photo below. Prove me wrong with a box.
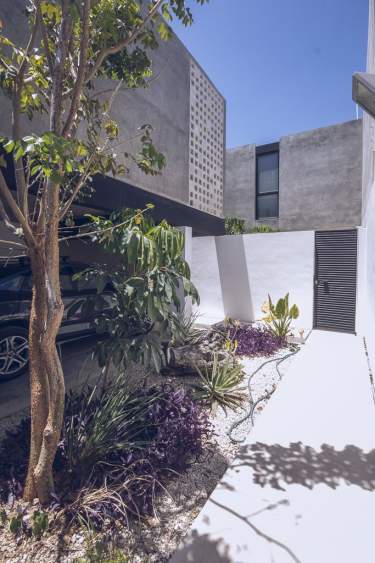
[358,0,375,363]
[225,120,363,231]
[279,120,362,231]
[191,236,225,324]
[191,232,315,329]
[224,145,256,226]
[0,1,225,219]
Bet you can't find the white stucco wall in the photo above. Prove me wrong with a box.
[192,231,315,329]
[191,236,225,325]
[358,0,375,366]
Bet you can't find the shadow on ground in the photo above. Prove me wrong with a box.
[171,529,232,563]
[231,442,375,491]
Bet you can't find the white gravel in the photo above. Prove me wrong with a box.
[124,347,299,563]
[0,347,300,563]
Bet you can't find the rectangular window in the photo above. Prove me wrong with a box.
[256,146,279,219]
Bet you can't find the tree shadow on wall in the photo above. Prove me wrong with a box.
[232,442,375,491]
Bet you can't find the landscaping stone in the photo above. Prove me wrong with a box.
[0,331,298,562]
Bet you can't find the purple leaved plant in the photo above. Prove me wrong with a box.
[230,325,286,357]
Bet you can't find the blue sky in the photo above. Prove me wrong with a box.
[172,0,369,148]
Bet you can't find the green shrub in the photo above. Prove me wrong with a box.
[225,216,246,235]
[262,294,299,338]
[71,207,199,373]
[77,536,129,563]
[62,376,164,475]
[194,353,246,410]
[250,224,279,233]
[31,510,49,538]
[9,513,23,535]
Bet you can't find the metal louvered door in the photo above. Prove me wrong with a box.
[313,230,358,333]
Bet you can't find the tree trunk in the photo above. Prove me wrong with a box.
[23,223,65,503]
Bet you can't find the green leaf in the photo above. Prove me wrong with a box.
[275,297,286,319]
[289,304,299,320]
[157,21,172,41]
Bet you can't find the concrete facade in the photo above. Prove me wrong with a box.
[279,120,362,231]
[225,144,256,225]
[225,120,363,232]
[0,1,226,221]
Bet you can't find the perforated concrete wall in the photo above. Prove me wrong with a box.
[189,61,225,217]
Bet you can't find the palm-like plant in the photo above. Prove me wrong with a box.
[263,293,299,338]
[194,353,246,410]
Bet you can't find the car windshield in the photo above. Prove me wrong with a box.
[0,273,24,291]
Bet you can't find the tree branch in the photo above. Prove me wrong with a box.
[12,11,40,221]
[62,0,91,138]
[0,169,36,247]
[0,197,18,234]
[0,239,26,248]
[49,0,72,135]
[58,207,151,243]
[59,153,95,221]
[35,0,54,76]
[85,0,164,84]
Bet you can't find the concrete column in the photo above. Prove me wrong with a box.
[178,226,193,317]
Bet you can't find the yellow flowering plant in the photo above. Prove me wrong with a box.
[263,294,299,338]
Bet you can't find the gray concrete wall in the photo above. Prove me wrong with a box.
[224,145,256,227]
[0,1,195,207]
[224,120,363,231]
[279,120,362,231]
[108,33,191,204]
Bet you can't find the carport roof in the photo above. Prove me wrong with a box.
[86,174,225,237]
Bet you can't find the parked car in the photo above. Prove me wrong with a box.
[0,258,98,382]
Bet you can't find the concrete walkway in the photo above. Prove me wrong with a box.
[171,331,375,563]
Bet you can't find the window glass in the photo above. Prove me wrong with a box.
[257,193,278,218]
[22,271,75,291]
[60,273,74,291]
[257,152,279,194]
[0,274,23,291]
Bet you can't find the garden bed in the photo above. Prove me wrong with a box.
[0,324,300,563]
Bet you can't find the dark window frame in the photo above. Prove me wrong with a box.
[255,143,280,220]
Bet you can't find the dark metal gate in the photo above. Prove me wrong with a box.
[313,230,358,333]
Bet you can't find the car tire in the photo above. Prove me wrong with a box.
[0,326,29,383]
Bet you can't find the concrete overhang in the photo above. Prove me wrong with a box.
[0,144,225,237]
[90,175,225,237]
[353,72,375,119]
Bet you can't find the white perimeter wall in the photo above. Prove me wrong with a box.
[192,231,315,329]
[357,0,375,367]
[191,236,225,324]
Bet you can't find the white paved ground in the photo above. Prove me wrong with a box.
[171,331,375,563]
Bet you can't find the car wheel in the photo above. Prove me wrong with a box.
[0,326,29,382]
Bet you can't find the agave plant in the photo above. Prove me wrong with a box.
[263,293,299,338]
[194,353,246,410]
[170,310,204,347]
